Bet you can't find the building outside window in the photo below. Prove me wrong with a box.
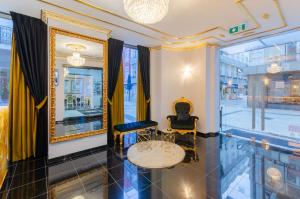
[0,16,12,106]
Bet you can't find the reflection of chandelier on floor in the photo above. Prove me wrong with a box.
[267,63,282,74]
[123,0,169,24]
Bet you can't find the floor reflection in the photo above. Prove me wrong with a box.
[1,133,300,199]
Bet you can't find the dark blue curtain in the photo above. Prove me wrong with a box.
[11,12,48,157]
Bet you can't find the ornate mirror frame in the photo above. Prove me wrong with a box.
[49,27,108,143]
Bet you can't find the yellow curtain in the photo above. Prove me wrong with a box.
[111,62,124,128]
[0,106,8,189]
[137,64,147,121]
[8,36,37,162]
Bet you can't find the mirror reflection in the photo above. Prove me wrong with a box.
[50,28,107,142]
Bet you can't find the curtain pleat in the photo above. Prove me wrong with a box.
[137,63,147,121]
[111,63,124,128]
[107,38,124,146]
[8,36,36,161]
[137,46,151,120]
[10,12,48,157]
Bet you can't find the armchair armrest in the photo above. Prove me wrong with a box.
[190,116,199,121]
[167,115,177,120]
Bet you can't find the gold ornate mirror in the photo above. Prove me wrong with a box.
[49,27,107,143]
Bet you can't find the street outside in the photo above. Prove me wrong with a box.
[222,96,300,141]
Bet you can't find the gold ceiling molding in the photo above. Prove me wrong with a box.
[74,0,260,41]
[151,43,220,52]
[74,0,176,39]
[273,0,287,26]
[168,36,225,45]
[38,0,164,42]
[39,0,288,47]
[41,10,112,35]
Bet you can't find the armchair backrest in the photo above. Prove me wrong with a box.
[173,97,193,120]
[175,102,191,115]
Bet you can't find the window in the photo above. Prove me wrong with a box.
[0,15,13,106]
[122,46,139,198]
[123,46,138,123]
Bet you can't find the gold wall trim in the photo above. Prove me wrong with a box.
[41,10,112,35]
[49,27,108,143]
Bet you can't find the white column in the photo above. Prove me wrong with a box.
[198,45,220,133]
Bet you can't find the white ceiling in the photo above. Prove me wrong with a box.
[1,0,300,48]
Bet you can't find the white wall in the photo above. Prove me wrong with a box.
[151,45,220,133]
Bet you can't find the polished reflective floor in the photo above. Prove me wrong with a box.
[1,133,299,199]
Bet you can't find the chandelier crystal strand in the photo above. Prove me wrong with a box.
[123,0,169,24]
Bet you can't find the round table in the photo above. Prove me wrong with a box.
[127,140,185,169]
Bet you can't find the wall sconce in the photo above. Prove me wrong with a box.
[183,65,192,79]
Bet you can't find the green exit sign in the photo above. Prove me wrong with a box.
[229,23,247,34]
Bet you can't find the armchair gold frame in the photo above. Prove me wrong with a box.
[167,97,198,144]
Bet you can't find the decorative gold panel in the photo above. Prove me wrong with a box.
[49,27,108,143]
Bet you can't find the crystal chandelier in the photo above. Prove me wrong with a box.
[267,63,282,74]
[67,52,85,67]
[123,0,169,24]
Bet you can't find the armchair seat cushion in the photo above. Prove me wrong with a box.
[171,117,195,130]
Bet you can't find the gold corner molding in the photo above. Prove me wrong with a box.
[41,9,112,35]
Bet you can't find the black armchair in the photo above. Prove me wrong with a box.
[167,97,198,144]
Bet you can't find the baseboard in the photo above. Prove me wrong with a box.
[47,144,108,165]
[197,131,220,138]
